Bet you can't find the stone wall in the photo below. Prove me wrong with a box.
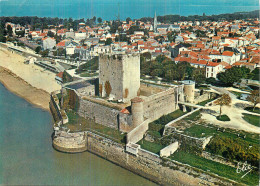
[194,92,211,104]
[164,108,201,134]
[127,119,150,144]
[53,130,239,185]
[84,132,239,185]
[50,93,68,124]
[78,98,133,132]
[78,98,120,129]
[143,88,178,121]
[99,54,140,102]
[160,141,179,157]
[168,132,212,150]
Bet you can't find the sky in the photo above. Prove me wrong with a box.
[0,0,259,20]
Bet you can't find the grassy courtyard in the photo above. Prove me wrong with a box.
[80,72,98,77]
[242,113,260,127]
[137,139,165,155]
[197,98,215,106]
[184,124,259,144]
[245,107,260,114]
[216,114,230,121]
[64,110,126,144]
[150,109,187,126]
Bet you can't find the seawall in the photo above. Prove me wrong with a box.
[53,131,239,185]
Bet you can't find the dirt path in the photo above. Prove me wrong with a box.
[201,87,260,134]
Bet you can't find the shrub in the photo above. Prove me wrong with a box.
[105,81,112,96]
[216,115,230,121]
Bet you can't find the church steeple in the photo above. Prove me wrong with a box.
[154,11,157,32]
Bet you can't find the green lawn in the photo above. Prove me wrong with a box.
[137,139,165,155]
[196,85,210,90]
[65,110,126,144]
[80,72,98,77]
[245,107,260,114]
[243,113,260,127]
[170,151,259,185]
[150,109,187,126]
[56,93,62,100]
[183,110,201,121]
[183,124,259,145]
[231,91,242,98]
[197,98,215,106]
[216,115,230,121]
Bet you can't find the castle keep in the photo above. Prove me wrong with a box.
[99,54,140,102]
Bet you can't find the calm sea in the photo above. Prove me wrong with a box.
[0,83,156,185]
[0,0,259,20]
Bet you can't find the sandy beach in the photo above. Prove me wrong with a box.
[0,46,61,111]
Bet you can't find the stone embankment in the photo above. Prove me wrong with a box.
[52,130,239,186]
[53,131,87,153]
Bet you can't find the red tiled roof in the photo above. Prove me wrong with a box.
[222,51,234,56]
[57,41,66,47]
[120,108,130,114]
[56,72,63,78]
[207,62,220,67]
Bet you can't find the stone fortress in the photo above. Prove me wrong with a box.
[60,53,196,133]
[50,53,233,185]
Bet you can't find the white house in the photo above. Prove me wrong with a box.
[75,31,86,41]
[206,62,224,78]
[42,37,56,50]
[66,43,76,55]
[221,51,236,65]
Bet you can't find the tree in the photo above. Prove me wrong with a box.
[105,38,112,45]
[15,30,25,37]
[35,46,41,54]
[7,25,12,36]
[217,67,250,86]
[151,69,163,77]
[97,17,102,24]
[0,35,6,43]
[191,67,206,85]
[126,17,131,24]
[40,49,49,57]
[92,16,96,23]
[247,90,260,111]
[214,94,232,118]
[47,31,55,37]
[206,77,217,85]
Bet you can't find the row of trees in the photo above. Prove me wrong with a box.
[206,135,259,168]
[141,54,207,83]
[0,16,103,33]
[217,67,259,86]
[139,10,259,24]
[141,53,259,88]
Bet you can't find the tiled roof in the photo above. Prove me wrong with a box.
[222,51,234,56]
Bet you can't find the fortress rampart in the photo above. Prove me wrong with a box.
[52,130,239,186]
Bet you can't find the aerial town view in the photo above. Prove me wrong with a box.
[0,0,259,185]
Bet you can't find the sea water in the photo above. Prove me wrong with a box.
[0,0,258,20]
[0,83,156,185]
